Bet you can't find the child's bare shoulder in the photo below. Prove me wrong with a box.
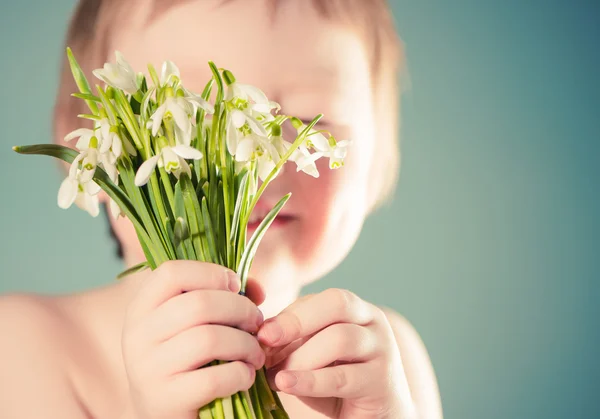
[379,306,444,418]
[0,293,89,417]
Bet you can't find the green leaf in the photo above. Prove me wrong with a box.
[66,47,99,115]
[230,171,249,244]
[116,261,150,280]
[71,92,101,102]
[118,155,169,264]
[77,113,102,121]
[174,178,196,260]
[180,173,206,262]
[238,194,291,290]
[12,144,144,231]
[201,196,221,265]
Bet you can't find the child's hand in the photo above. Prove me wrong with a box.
[120,261,266,419]
[257,288,417,419]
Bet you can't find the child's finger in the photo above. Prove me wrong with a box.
[128,261,238,321]
[265,323,375,372]
[270,363,373,399]
[257,288,375,348]
[244,277,266,306]
[143,289,264,342]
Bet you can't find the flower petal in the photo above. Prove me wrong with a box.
[112,134,123,157]
[168,99,190,134]
[308,131,330,152]
[245,115,268,136]
[57,177,78,209]
[134,155,159,186]
[76,192,100,217]
[151,103,167,136]
[109,198,121,219]
[227,118,239,155]
[257,156,276,182]
[161,60,180,85]
[172,145,203,160]
[85,180,102,196]
[239,84,268,104]
[235,137,255,162]
[64,128,93,142]
[231,110,246,129]
[99,133,113,154]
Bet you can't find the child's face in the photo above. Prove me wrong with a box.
[109,0,376,290]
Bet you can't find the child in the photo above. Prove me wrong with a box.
[1,0,442,418]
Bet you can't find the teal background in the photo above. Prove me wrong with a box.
[1,1,598,418]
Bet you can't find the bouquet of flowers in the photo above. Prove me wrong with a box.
[13,49,349,419]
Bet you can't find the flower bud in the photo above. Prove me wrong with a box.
[271,124,282,137]
[222,69,236,86]
[290,117,303,130]
[174,216,190,243]
[328,135,337,148]
[105,86,115,99]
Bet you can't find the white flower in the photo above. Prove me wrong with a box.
[271,135,320,178]
[226,82,269,106]
[109,198,121,219]
[57,169,101,217]
[150,97,195,146]
[182,87,215,115]
[235,133,281,181]
[70,148,100,184]
[64,128,95,151]
[160,60,180,86]
[295,139,351,172]
[159,60,213,115]
[226,109,268,156]
[295,123,331,153]
[92,51,138,95]
[134,145,203,186]
[226,81,280,122]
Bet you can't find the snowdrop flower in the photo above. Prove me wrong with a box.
[150,94,195,146]
[223,70,279,118]
[235,133,281,181]
[159,60,213,114]
[324,139,351,169]
[182,87,214,115]
[293,119,331,153]
[64,128,95,151]
[160,60,180,86]
[69,139,101,183]
[134,141,203,186]
[295,138,351,172]
[271,134,320,178]
[92,51,139,95]
[226,109,268,156]
[57,169,101,217]
[109,198,121,219]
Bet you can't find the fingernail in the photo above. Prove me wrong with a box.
[260,320,283,344]
[279,371,298,388]
[256,308,264,328]
[228,271,241,292]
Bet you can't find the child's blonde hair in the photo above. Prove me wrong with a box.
[54,0,405,211]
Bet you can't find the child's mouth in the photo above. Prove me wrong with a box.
[247,211,296,231]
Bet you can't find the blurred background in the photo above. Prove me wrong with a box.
[1,1,598,418]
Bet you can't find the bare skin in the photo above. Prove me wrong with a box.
[1,1,443,418]
[0,263,442,418]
